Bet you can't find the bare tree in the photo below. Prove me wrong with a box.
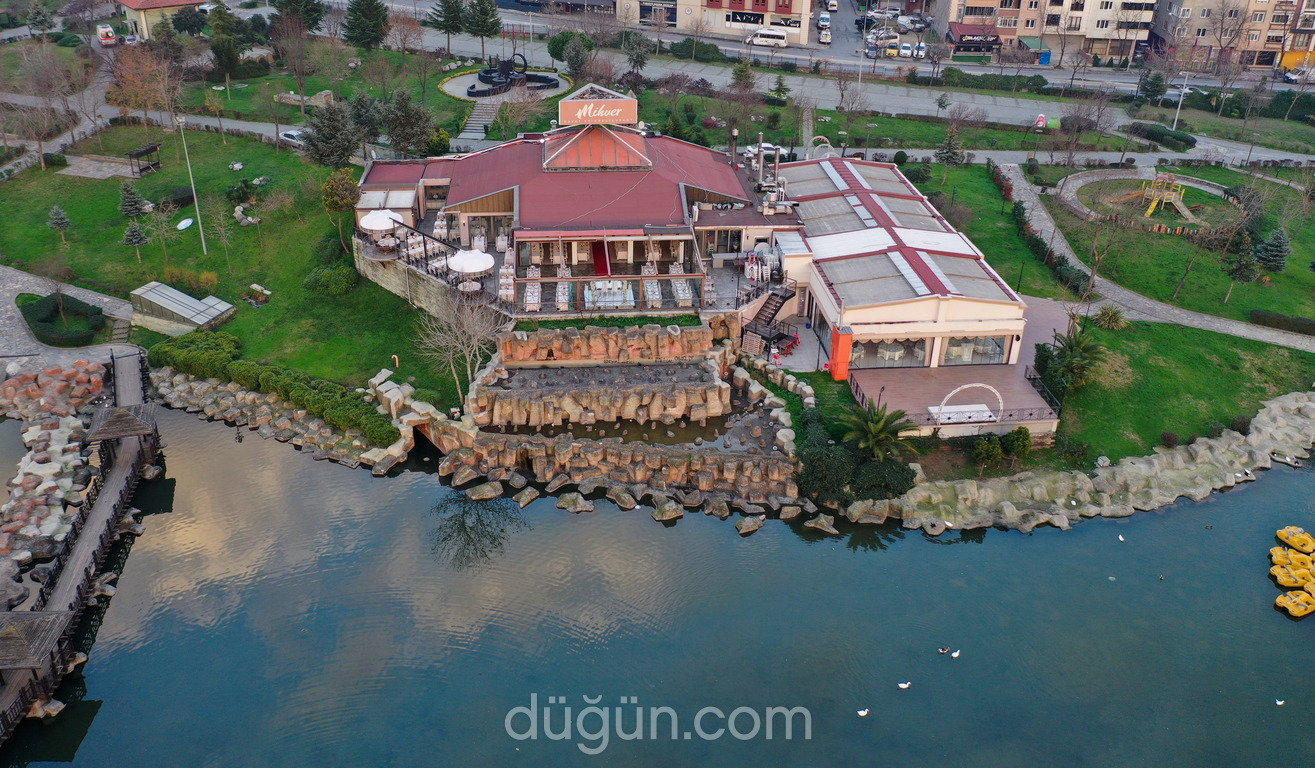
[66,46,106,151]
[685,14,712,61]
[322,6,346,40]
[143,201,180,269]
[14,44,73,168]
[111,46,169,138]
[362,52,402,96]
[202,194,235,274]
[273,13,314,117]
[412,51,437,107]
[387,13,424,53]
[999,45,1032,88]
[494,86,545,138]
[926,42,951,79]
[417,298,505,398]
[311,39,352,99]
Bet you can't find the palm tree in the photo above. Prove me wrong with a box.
[1051,327,1107,387]
[838,402,922,462]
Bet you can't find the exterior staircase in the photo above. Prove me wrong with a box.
[740,280,798,358]
[457,101,501,142]
[108,317,131,344]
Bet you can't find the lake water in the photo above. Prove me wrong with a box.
[3,408,1314,767]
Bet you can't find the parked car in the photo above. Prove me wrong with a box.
[818,28,832,45]
[741,142,782,159]
[884,40,900,57]
[827,0,839,10]
[278,129,306,149]
[198,3,219,13]
[866,26,899,42]
[816,12,831,29]
[913,41,927,58]
[121,34,138,45]
[898,42,913,57]
[865,44,879,59]
[1284,67,1311,83]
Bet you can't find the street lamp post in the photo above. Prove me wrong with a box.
[1171,71,1191,132]
[175,116,208,256]
[876,385,885,411]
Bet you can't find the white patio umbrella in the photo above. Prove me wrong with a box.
[359,208,404,232]
[448,248,495,275]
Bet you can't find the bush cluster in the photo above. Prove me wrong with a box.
[148,332,401,447]
[158,186,195,210]
[909,68,1049,93]
[667,38,729,63]
[1011,201,1088,295]
[985,158,1013,202]
[202,60,271,83]
[903,163,932,184]
[304,262,359,297]
[1250,309,1315,337]
[42,153,68,168]
[1126,122,1197,151]
[19,293,107,346]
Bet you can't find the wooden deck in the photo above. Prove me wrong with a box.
[0,352,151,742]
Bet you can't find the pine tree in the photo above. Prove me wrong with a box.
[1253,229,1291,273]
[207,2,242,38]
[118,181,148,219]
[47,205,70,244]
[349,93,383,159]
[303,101,361,167]
[26,1,54,38]
[274,0,326,31]
[770,73,791,101]
[382,92,435,158]
[934,125,964,183]
[463,0,502,61]
[424,0,465,54]
[1221,249,1260,304]
[343,0,389,51]
[121,221,149,263]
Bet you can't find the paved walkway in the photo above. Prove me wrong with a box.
[1003,163,1315,353]
[0,264,137,368]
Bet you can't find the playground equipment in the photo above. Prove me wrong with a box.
[1109,173,1202,223]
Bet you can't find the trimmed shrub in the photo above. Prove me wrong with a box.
[1000,426,1032,460]
[972,435,1003,466]
[1207,421,1226,439]
[903,163,931,184]
[892,150,908,166]
[19,293,106,347]
[1230,415,1252,435]
[303,263,359,296]
[1126,122,1197,150]
[1250,309,1315,337]
[42,153,68,168]
[850,458,916,500]
[313,234,346,265]
[795,409,857,507]
[1160,431,1180,449]
[203,59,270,83]
[159,186,195,209]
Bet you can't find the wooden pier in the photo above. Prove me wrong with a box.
[0,351,157,742]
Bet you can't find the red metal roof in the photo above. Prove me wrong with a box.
[117,0,203,10]
[408,129,749,230]
[543,125,650,170]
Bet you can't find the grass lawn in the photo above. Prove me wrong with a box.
[1027,164,1077,188]
[1062,322,1315,462]
[634,91,1140,153]
[911,164,1073,301]
[173,50,478,135]
[1043,167,1315,322]
[0,126,462,405]
[0,40,85,88]
[1136,105,1315,155]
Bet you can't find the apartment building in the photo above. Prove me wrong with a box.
[1290,0,1315,69]
[616,0,814,46]
[1150,0,1295,69]
[932,0,1048,59]
[1039,0,1158,60]
[935,0,1152,61]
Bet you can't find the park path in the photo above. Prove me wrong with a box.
[0,264,137,368]
[1003,162,1315,354]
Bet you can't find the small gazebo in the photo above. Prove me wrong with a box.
[125,143,162,177]
[87,403,159,464]
[0,612,74,685]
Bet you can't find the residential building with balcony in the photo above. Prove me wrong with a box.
[932,0,1050,62]
[1040,0,1158,60]
[1151,0,1294,69]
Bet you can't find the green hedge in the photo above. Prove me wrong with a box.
[303,262,359,296]
[1127,122,1197,150]
[148,331,401,447]
[19,293,106,347]
[1250,309,1315,337]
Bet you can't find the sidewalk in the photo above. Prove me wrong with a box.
[1002,163,1315,354]
[0,264,137,369]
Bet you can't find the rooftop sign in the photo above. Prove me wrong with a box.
[558,84,638,126]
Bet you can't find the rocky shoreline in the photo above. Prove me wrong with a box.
[1,361,106,573]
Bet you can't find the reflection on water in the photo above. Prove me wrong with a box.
[3,408,1315,767]
[429,495,530,571]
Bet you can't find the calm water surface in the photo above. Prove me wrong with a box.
[2,408,1314,767]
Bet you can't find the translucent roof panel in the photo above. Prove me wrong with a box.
[926,254,1013,302]
[130,281,235,326]
[818,254,922,307]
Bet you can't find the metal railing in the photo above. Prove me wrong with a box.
[1025,365,1064,411]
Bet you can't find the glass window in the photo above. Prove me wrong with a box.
[942,336,1008,366]
[1253,11,1265,22]
[850,338,928,369]
[1025,18,1037,26]
[1199,8,1210,17]
[814,309,832,356]
[1096,19,1109,28]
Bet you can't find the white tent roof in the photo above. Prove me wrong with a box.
[359,208,404,231]
[448,249,495,274]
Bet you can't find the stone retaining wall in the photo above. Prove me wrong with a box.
[844,389,1315,534]
[497,323,726,366]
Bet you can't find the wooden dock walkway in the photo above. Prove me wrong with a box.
[0,351,153,741]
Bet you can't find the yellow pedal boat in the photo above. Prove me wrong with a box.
[1270,565,1315,587]
[1271,547,1315,568]
[1277,526,1315,554]
[1276,590,1315,618]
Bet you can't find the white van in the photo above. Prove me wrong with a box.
[746,28,788,48]
[817,11,831,29]
[827,0,838,10]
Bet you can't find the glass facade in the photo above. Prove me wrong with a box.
[942,336,1008,366]
[850,338,927,369]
